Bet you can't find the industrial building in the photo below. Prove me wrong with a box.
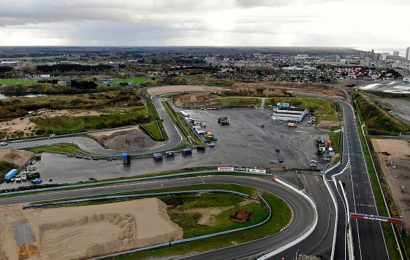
[271,103,308,122]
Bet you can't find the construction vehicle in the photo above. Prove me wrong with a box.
[218,117,230,125]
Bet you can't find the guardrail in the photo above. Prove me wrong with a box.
[31,189,272,260]
[0,169,272,197]
[23,189,250,209]
[256,177,318,260]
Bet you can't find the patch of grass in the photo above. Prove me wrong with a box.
[162,100,203,145]
[140,121,167,141]
[217,97,261,107]
[354,92,409,135]
[112,76,159,86]
[365,90,410,101]
[0,161,18,179]
[0,78,37,86]
[172,193,245,210]
[27,143,93,157]
[116,192,291,259]
[31,107,151,134]
[171,201,267,238]
[140,88,168,141]
[329,131,342,153]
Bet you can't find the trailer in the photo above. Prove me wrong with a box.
[4,169,18,181]
[121,152,131,165]
[182,148,193,156]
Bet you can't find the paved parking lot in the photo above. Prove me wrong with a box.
[1,108,330,186]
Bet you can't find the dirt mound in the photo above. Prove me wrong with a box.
[0,148,34,167]
[231,210,253,222]
[90,128,158,152]
[174,93,220,108]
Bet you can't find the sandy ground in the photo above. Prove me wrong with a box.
[372,138,410,231]
[0,198,183,260]
[0,148,34,166]
[88,127,160,152]
[0,110,102,140]
[174,93,220,108]
[148,85,227,96]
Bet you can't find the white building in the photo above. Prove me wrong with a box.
[407,47,410,61]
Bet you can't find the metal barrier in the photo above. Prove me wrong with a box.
[0,169,272,197]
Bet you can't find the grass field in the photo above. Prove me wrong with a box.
[0,161,18,179]
[354,92,409,135]
[31,107,151,135]
[28,143,94,157]
[116,191,290,259]
[0,78,37,86]
[268,96,338,122]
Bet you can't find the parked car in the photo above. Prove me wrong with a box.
[0,142,8,146]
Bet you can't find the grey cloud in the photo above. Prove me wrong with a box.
[234,0,288,8]
[0,0,218,27]
[59,20,190,46]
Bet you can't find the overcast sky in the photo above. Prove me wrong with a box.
[0,0,409,51]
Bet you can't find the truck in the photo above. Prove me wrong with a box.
[4,169,18,181]
[165,151,175,158]
[197,146,206,153]
[153,153,163,162]
[218,117,230,125]
[182,148,193,156]
[121,152,131,166]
